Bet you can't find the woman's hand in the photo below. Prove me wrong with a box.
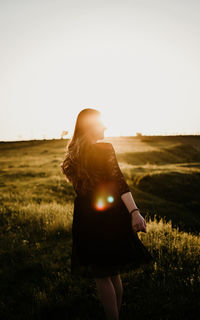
[131,211,147,233]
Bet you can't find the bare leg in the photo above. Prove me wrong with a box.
[110,274,123,314]
[94,276,119,320]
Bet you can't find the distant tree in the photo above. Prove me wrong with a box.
[61,130,68,139]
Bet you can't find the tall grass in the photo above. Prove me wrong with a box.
[0,136,200,319]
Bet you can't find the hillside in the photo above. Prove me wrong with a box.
[0,135,199,320]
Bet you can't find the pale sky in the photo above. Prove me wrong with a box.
[0,0,200,141]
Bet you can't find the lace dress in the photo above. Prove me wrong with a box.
[70,142,153,278]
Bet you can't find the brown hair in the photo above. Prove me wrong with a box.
[60,108,102,194]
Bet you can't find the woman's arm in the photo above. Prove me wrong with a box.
[101,143,147,233]
[121,191,147,233]
[121,191,138,212]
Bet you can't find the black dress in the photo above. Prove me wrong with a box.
[70,142,154,279]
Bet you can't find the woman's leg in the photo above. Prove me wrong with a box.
[110,274,123,314]
[94,276,119,320]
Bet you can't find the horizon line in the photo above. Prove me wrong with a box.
[1,133,200,143]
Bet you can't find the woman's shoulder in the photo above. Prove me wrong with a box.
[90,142,114,163]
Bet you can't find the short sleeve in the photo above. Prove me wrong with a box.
[102,143,131,197]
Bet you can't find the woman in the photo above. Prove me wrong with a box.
[61,108,153,320]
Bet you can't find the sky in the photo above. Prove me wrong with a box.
[0,0,200,141]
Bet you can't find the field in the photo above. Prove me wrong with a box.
[0,135,200,320]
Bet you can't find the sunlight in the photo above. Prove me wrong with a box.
[100,108,172,137]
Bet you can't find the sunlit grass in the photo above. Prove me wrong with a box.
[0,136,200,319]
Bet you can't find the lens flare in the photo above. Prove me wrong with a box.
[96,198,105,210]
[107,195,114,203]
[94,193,115,211]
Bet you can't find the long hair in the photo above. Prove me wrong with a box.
[60,108,102,194]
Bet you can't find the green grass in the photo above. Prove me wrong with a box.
[0,135,200,319]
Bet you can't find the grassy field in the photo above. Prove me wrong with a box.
[0,135,200,320]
